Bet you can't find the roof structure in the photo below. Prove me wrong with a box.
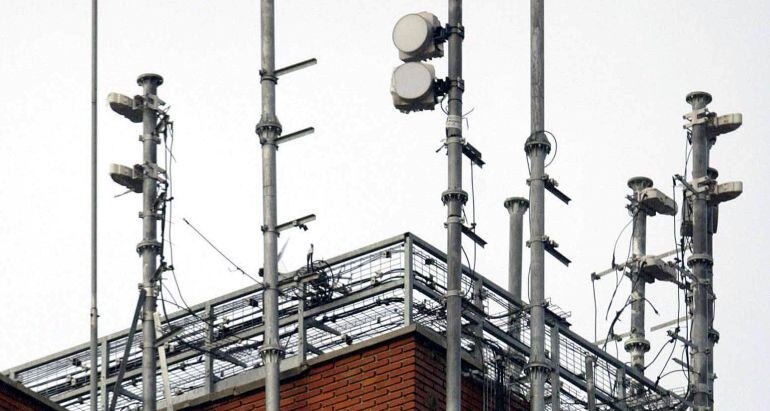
[4,233,685,410]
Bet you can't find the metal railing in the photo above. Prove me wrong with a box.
[4,233,684,410]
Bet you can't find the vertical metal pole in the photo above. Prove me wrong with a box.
[526,1,551,410]
[89,1,99,410]
[504,197,528,338]
[153,312,174,411]
[625,177,652,373]
[472,278,484,363]
[297,283,307,364]
[585,355,596,411]
[256,2,282,410]
[686,91,713,411]
[204,303,214,394]
[100,338,108,411]
[404,235,414,326]
[615,367,628,410]
[137,73,163,411]
[705,166,718,411]
[444,1,465,410]
[549,325,561,411]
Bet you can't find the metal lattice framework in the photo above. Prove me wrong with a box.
[4,233,685,410]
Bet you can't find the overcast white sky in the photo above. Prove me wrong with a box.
[1,0,768,408]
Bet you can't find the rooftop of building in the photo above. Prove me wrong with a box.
[3,233,684,410]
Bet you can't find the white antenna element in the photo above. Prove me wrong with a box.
[392,13,444,62]
[107,92,143,123]
[390,62,437,113]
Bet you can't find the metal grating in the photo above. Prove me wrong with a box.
[4,233,685,410]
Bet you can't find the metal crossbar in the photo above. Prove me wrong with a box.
[3,233,684,410]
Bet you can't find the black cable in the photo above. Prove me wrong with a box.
[605,211,637,320]
[645,333,676,371]
[182,218,261,284]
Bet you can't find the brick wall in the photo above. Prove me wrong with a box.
[185,330,527,411]
[0,374,62,411]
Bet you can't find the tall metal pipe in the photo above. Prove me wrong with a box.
[256,1,282,410]
[706,166,718,410]
[686,91,713,410]
[138,73,164,411]
[625,177,652,372]
[526,0,551,410]
[89,0,99,410]
[443,1,465,410]
[504,197,528,338]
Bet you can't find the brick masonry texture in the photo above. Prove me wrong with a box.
[185,331,527,411]
[1,378,59,411]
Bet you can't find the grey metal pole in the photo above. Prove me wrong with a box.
[444,1,465,410]
[204,303,214,394]
[686,91,712,411]
[89,0,99,410]
[100,338,108,411]
[550,325,561,411]
[585,355,596,411]
[256,1,282,410]
[504,197,528,339]
[137,73,163,411]
[526,0,551,410]
[625,177,652,373]
[705,166,718,411]
[404,235,414,326]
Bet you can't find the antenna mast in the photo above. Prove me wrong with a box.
[526,1,551,409]
[89,0,98,409]
[256,2,317,409]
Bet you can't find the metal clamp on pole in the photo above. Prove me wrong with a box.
[682,107,712,128]
[444,23,465,39]
[527,174,571,204]
[527,236,572,266]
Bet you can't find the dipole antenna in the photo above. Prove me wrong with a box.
[256,2,317,410]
